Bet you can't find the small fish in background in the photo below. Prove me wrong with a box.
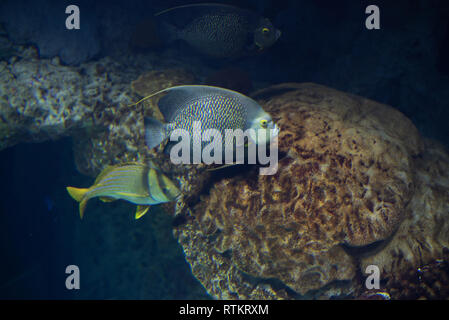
[140,85,278,153]
[66,162,181,219]
[154,3,281,58]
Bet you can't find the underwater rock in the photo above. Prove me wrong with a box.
[172,83,449,299]
[0,50,138,151]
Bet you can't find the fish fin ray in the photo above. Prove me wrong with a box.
[155,3,244,17]
[127,86,173,107]
[206,163,240,171]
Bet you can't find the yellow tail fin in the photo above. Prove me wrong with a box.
[66,187,88,202]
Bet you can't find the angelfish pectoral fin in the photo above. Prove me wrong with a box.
[135,205,150,220]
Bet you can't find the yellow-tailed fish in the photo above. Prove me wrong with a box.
[66,162,180,219]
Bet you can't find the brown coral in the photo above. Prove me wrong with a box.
[173,83,449,299]
[360,138,449,284]
[252,83,422,247]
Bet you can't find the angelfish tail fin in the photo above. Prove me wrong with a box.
[144,117,167,149]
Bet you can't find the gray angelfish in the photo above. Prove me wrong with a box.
[140,85,278,160]
[155,3,281,58]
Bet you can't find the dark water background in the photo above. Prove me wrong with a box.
[0,0,448,299]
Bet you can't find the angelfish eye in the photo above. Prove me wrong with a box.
[262,27,270,34]
[260,119,268,128]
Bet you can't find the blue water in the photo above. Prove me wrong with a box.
[0,139,208,299]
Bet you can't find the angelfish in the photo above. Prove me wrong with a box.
[141,85,279,152]
[66,162,181,219]
[155,3,281,58]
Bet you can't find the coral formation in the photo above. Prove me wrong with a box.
[360,138,449,284]
[0,48,131,151]
[173,83,449,299]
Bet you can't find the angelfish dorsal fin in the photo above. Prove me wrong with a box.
[154,3,243,17]
[157,85,244,122]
